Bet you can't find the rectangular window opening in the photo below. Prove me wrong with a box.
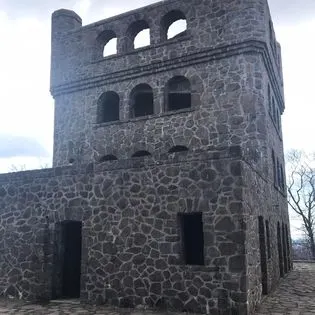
[179,212,204,266]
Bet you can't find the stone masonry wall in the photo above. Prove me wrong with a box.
[51,0,284,167]
[53,54,269,166]
[0,149,249,314]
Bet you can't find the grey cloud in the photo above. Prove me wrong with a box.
[0,135,48,158]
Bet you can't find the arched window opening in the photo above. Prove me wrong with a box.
[134,28,150,49]
[167,19,187,40]
[97,91,120,124]
[97,30,117,58]
[132,151,152,158]
[103,37,117,57]
[99,155,118,163]
[166,76,191,111]
[127,20,150,50]
[169,146,189,153]
[130,84,154,118]
[161,10,187,41]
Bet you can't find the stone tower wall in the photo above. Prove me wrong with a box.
[50,0,282,167]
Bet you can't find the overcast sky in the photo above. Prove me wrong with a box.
[0,0,314,235]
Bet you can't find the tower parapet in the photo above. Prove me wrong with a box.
[52,9,82,35]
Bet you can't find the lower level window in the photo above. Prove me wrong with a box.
[179,212,204,265]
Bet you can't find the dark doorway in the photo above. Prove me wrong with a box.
[265,220,271,259]
[258,216,268,295]
[53,221,82,299]
[62,221,82,298]
[285,225,291,271]
[282,223,288,274]
[178,212,204,265]
[277,222,284,277]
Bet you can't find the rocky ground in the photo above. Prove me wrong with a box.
[0,262,314,314]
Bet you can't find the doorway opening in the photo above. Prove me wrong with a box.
[258,216,268,295]
[52,221,82,299]
[277,222,284,277]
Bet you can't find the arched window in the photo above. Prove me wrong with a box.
[169,146,189,153]
[161,10,187,41]
[103,38,117,57]
[130,84,154,118]
[97,30,117,58]
[166,76,191,111]
[132,151,152,158]
[126,20,150,50]
[99,155,118,163]
[97,91,120,124]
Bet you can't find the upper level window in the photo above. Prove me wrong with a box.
[127,20,150,50]
[103,37,117,57]
[161,10,187,41]
[169,146,189,153]
[97,91,120,124]
[99,154,118,163]
[97,30,117,58]
[132,151,152,158]
[166,76,191,111]
[130,84,154,118]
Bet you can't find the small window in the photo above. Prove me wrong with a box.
[99,155,118,163]
[266,220,271,259]
[132,151,152,158]
[169,146,189,153]
[97,91,120,123]
[179,212,204,265]
[97,30,117,58]
[130,84,154,118]
[134,28,150,49]
[126,20,150,50]
[277,159,281,189]
[166,76,191,111]
[103,37,117,57]
[161,10,187,41]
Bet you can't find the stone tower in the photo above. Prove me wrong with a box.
[0,1,290,314]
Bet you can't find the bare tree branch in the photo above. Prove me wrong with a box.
[287,149,315,259]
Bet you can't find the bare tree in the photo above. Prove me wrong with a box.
[287,150,315,259]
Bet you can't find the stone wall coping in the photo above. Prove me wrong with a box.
[0,146,242,184]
